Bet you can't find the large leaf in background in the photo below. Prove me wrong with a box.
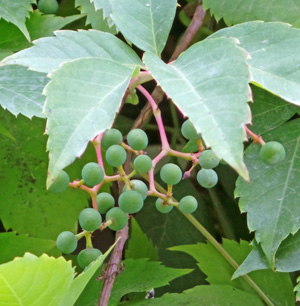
[250,86,299,135]
[171,239,294,306]
[75,0,117,34]
[0,232,60,265]
[235,119,300,265]
[92,0,114,26]
[0,0,34,41]
[203,0,300,28]
[1,30,141,73]
[0,253,74,306]
[0,65,48,118]
[144,38,251,180]
[211,22,300,106]
[125,285,264,306]
[109,258,192,305]
[0,109,88,239]
[110,0,177,55]
[43,58,134,187]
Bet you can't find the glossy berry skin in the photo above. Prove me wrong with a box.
[127,129,148,150]
[199,150,220,169]
[155,198,173,213]
[49,170,70,193]
[134,155,152,173]
[179,196,198,214]
[77,248,102,268]
[96,192,115,214]
[79,208,102,231]
[181,120,201,141]
[106,207,128,231]
[260,141,286,165]
[160,163,182,185]
[123,180,148,200]
[56,231,77,254]
[105,145,127,167]
[197,169,218,189]
[118,190,144,214]
[38,0,59,14]
[101,129,123,150]
[82,162,104,187]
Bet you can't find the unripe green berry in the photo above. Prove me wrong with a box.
[181,120,201,141]
[197,169,218,189]
[81,162,104,187]
[260,141,286,165]
[199,150,220,169]
[160,163,182,185]
[155,198,173,214]
[49,170,70,193]
[105,145,127,167]
[96,192,115,214]
[38,0,59,14]
[127,129,148,150]
[134,155,152,173]
[79,208,102,231]
[123,180,148,200]
[102,129,123,150]
[118,190,144,214]
[106,207,128,231]
[179,196,198,214]
[77,248,102,268]
[56,231,77,254]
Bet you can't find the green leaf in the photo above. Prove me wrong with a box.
[0,253,75,306]
[110,0,177,55]
[75,0,117,34]
[124,285,265,306]
[92,0,114,25]
[1,30,141,73]
[203,0,300,28]
[0,122,15,140]
[0,65,48,118]
[43,58,134,187]
[235,119,300,264]
[211,22,300,106]
[0,0,34,41]
[108,258,192,305]
[143,38,251,180]
[126,217,158,261]
[250,86,299,135]
[0,109,88,239]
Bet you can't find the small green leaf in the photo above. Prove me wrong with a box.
[0,253,75,306]
[92,0,114,25]
[110,0,177,55]
[144,38,251,180]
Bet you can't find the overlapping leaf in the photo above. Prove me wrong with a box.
[211,22,300,105]
[144,38,251,180]
[1,30,141,73]
[110,0,177,55]
[235,119,300,265]
[44,58,134,187]
[203,0,300,28]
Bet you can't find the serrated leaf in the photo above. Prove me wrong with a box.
[0,109,88,239]
[0,65,48,118]
[211,22,300,106]
[0,0,34,41]
[124,285,264,306]
[203,0,300,28]
[43,58,134,187]
[0,253,74,306]
[1,30,141,73]
[92,0,113,21]
[251,86,299,135]
[109,258,192,305]
[143,38,251,180]
[235,119,300,265]
[110,0,177,55]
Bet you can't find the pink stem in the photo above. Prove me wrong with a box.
[93,133,105,169]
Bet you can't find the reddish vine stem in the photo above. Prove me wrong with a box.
[245,125,266,145]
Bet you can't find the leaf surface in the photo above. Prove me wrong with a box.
[144,38,251,180]
[235,119,300,264]
[110,0,177,55]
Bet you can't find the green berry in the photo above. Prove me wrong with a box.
[260,141,286,165]
[105,144,127,167]
[181,120,201,141]
[38,0,59,14]
[77,248,102,268]
[49,170,70,193]
[118,190,144,214]
[123,180,148,200]
[82,162,104,187]
[197,169,218,188]
[127,129,148,150]
[160,163,182,185]
[106,207,128,231]
[134,155,152,173]
[199,150,220,169]
[155,198,173,214]
[56,231,77,254]
[79,208,102,231]
[96,192,115,214]
[179,196,198,214]
[102,129,123,150]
